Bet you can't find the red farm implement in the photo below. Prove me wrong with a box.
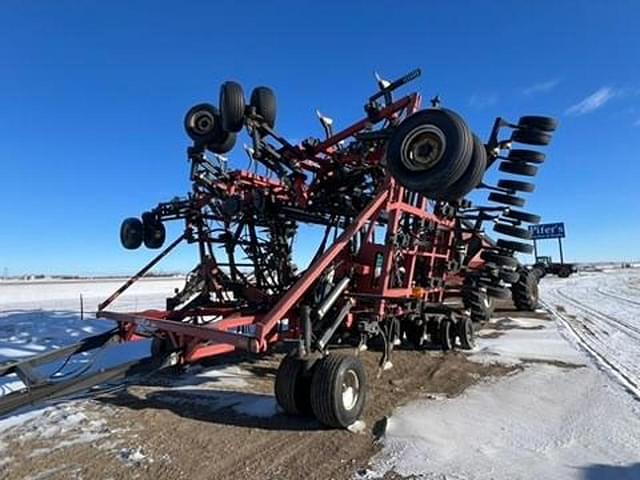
[0,69,557,427]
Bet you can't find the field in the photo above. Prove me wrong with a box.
[1,271,639,479]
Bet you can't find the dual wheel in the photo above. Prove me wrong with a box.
[386,108,487,201]
[275,353,367,429]
[120,212,165,250]
[183,83,277,154]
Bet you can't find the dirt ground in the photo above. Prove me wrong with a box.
[1,305,531,480]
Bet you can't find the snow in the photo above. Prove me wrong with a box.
[366,268,640,480]
[0,277,184,396]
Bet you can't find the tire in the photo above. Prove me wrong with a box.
[184,103,221,142]
[404,320,425,348]
[518,115,558,132]
[488,192,526,207]
[503,209,541,224]
[441,134,487,201]
[511,128,552,146]
[499,161,539,177]
[493,223,532,240]
[480,250,519,268]
[120,218,143,250]
[499,268,520,283]
[386,108,473,197]
[439,319,454,351]
[508,149,546,164]
[496,239,534,254]
[207,131,237,154]
[310,354,367,428]
[275,355,313,416]
[486,285,511,299]
[150,337,177,369]
[497,179,535,193]
[219,81,246,132]
[143,219,166,249]
[462,280,495,323]
[511,270,540,311]
[558,266,572,278]
[457,316,475,350]
[250,86,277,128]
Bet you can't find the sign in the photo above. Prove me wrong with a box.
[528,222,565,240]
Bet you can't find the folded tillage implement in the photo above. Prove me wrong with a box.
[0,69,557,427]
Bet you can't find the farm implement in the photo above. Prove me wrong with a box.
[0,69,557,427]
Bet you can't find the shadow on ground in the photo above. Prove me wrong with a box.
[580,463,640,480]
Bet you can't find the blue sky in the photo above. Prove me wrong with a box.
[1,1,639,275]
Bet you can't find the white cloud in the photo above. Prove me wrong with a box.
[565,87,616,115]
[523,79,560,95]
[468,93,498,109]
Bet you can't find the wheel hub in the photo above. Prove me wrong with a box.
[400,125,446,171]
[192,111,215,135]
[341,369,360,411]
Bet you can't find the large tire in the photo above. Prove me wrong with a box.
[219,81,246,132]
[512,270,540,311]
[503,209,541,224]
[456,316,475,350]
[511,128,552,146]
[558,266,573,278]
[488,192,526,207]
[508,149,546,164]
[439,319,454,351]
[486,284,512,299]
[518,115,558,132]
[499,161,539,177]
[386,108,473,198]
[250,86,277,128]
[275,355,313,416]
[120,218,143,250]
[184,103,221,142]
[462,279,495,323]
[497,238,534,254]
[310,354,367,428]
[441,134,487,201]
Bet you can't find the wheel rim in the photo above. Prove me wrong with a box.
[400,125,446,171]
[191,110,215,135]
[341,369,360,411]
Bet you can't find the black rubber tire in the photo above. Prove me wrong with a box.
[457,316,475,350]
[219,81,246,132]
[503,209,541,224]
[499,269,520,283]
[558,266,573,278]
[511,128,552,146]
[184,103,221,142]
[310,354,367,428]
[439,319,454,351]
[207,131,237,154]
[497,179,535,193]
[493,223,532,240]
[518,115,558,132]
[143,219,166,249]
[462,279,495,323]
[496,239,534,254]
[386,108,473,197]
[440,134,487,201]
[481,250,519,268]
[499,161,539,177]
[486,285,512,299]
[511,269,540,311]
[120,218,143,250]
[404,321,425,348]
[488,192,526,207]
[250,86,277,128]
[275,355,313,416]
[507,149,546,164]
